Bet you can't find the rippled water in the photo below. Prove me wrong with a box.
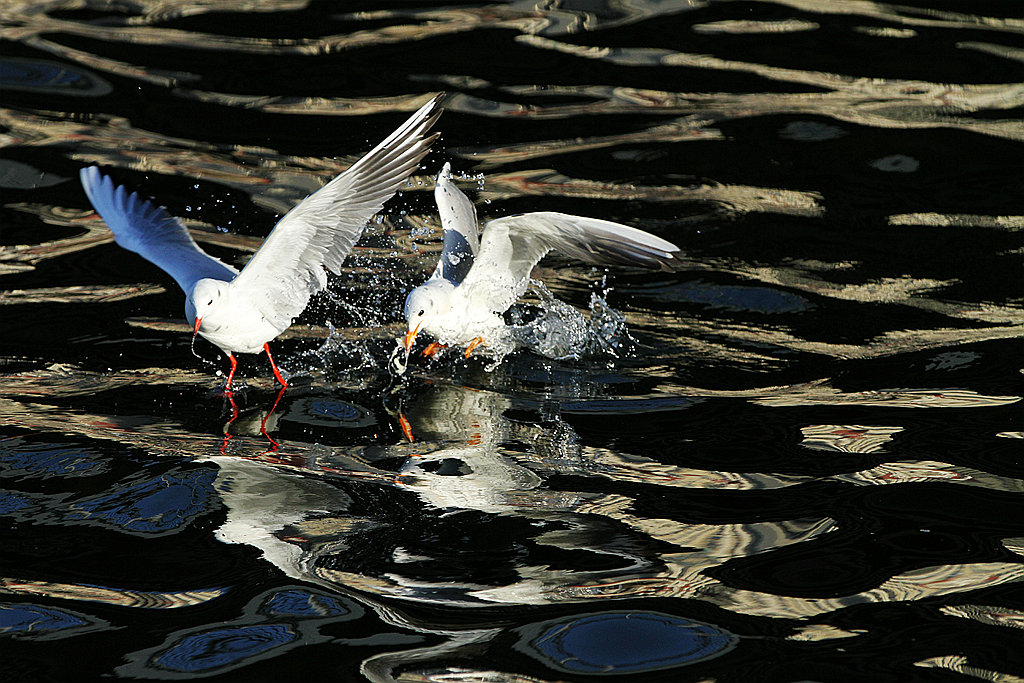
[2,1,1023,681]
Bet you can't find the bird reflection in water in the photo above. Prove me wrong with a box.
[219,386,287,456]
[386,381,557,513]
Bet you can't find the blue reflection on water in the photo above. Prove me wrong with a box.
[152,624,299,673]
[311,400,362,420]
[0,439,107,479]
[0,603,88,636]
[284,397,377,428]
[640,280,812,313]
[515,610,737,674]
[260,589,352,619]
[0,602,108,640]
[69,467,218,534]
[0,57,112,96]
[0,491,32,514]
[124,587,364,677]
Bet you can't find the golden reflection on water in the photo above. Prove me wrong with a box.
[2,0,1022,677]
[915,654,1024,683]
[800,424,903,453]
[6,364,1020,626]
[0,578,227,608]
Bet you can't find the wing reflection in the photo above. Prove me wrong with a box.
[3,360,1021,679]
[219,383,838,613]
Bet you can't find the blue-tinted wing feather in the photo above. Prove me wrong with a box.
[80,166,237,295]
[433,162,479,284]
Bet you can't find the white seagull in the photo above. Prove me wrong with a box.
[399,162,684,367]
[80,94,443,392]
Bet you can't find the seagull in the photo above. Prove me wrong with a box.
[397,162,684,369]
[80,94,444,392]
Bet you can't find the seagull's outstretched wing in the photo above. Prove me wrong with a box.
[460,211,684,313]
[230,94,444,329]
[432,162,479,284]
[79,166,239,294]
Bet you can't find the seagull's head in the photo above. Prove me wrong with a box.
[403,281,453,356]
[190,278,229,336]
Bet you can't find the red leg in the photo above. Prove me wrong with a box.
[260,385,287,453]
[421,341,446,358]
[220,392,239,454]
[224,353,238,394]
[263,343,289,387]
[464,337,486,358]
[398,413,414,443]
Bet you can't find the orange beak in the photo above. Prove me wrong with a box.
[403,323,421,356]
[193,316,202,338]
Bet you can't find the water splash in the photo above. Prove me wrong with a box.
[291,320,379,380]
[506,282,633,363]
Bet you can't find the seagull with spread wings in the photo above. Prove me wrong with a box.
[397,162,684,370]
[81,94,443,392]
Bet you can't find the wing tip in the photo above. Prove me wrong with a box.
[79,165,107,199]
[407,91,446,138]
[435,161,454,193]
[423,91,447,118]
[658,248,690,273]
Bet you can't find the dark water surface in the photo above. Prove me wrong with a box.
[2,1,1023,681]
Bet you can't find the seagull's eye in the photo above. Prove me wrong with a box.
[418,309,425,317]
[207,299,214,306]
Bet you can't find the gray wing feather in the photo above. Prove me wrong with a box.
[79,166,238,295]
[461,211,683,314]
[229,94,444,328]
[433,161,479,284]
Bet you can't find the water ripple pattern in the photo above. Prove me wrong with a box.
[0,0,1022,681]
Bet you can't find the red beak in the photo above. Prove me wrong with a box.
[193,316,202,337]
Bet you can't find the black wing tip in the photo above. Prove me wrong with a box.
[423,130,442,147]
[658,248,690,272]
[421,93,446,135]
[426,91,448,112]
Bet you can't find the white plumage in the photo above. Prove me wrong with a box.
[399,162,684,368]
[81,94,444,390]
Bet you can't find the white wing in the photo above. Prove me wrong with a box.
[79,166,239,295]
[229,94,444,329]
[432,161,479,284]
[460,211,683,313]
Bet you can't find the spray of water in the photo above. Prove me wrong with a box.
[506,281,632,364]
[190,326,225,378]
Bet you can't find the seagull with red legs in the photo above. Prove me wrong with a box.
[80,94,444,393]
